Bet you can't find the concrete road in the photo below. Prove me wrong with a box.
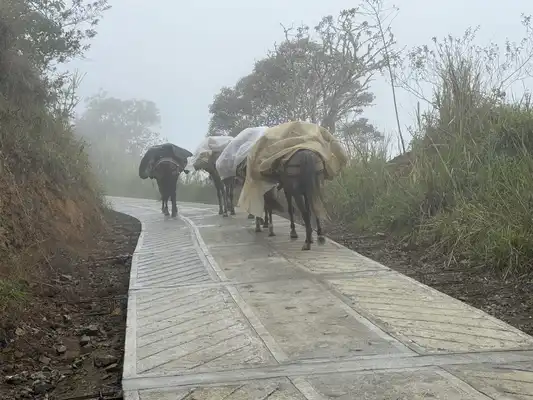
[108,196,533,400]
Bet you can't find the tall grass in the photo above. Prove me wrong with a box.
[325,30,533,276]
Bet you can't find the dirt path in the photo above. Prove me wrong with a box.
[327,225,533,337]
[0,210,140,400]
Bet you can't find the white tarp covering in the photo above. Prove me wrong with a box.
[189,136,233,171]
[215,126,269,180]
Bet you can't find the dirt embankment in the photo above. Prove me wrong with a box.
[0,210,140,400]
[0,29,141,398]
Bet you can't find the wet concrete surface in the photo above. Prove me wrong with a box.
[108,197,533,400]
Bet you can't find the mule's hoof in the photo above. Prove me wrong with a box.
[218,210,224,215]
[268,232,276,237]
[262,224,268,229]
[163,211,170,217]
[301,243,311,251]
[317,235,326,244]
[171,213,177,218]
[290,232,298,239]
[248,214,255,219]
[223,213,229,218]
[255,227,262,233]
[230,211,236,216]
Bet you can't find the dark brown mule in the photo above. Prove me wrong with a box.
[153,157,186,218]
[279,149,326,250]
[139,143,192,219]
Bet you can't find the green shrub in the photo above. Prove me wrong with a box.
[325,28,533,276]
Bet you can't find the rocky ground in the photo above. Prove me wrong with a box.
[0,210,140,400]
[326,224,533,337]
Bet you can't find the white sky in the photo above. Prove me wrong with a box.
[69,0,532,155]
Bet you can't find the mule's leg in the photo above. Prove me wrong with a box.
[316,217,325,244]
[221,185,228,217]
[170,181,178,218]
[228,179,236,215]
[314,174,326,244]
[268,207,275,236]
[163,195,170,216]
[303,193,315,244]
[215,176,228,217]
[284,190,298,239]
[213,175,224,216]
[222,180,230,217]
[217,187,225,216]
[158,181,166,215]
[255,216,262,233]
[217,186,224,216]
[262,205,269,228]
[294,194,312,250]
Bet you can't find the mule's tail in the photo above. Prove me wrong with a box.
[299,150,324,220]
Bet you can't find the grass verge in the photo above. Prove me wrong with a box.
[325,30,533,277]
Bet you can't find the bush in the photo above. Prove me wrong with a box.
[325,26,533,276]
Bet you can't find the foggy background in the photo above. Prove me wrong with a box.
[68,0,529,153]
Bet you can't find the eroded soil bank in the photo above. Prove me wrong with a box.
[0,210,140,400]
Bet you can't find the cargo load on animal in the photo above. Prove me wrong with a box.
[238,121,348,218]
[138,143,192,180]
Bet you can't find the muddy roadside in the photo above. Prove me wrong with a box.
[0,210,140,400]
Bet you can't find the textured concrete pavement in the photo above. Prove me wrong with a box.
[108,196,533,400]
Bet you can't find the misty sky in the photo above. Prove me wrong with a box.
[71,0,530,155]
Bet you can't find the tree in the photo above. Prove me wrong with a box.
[4,0,110,72]
[207,85,255,137]
[208,2,394,137]
[77,92,163,157]
[361,0,406,153]
[337,117,384,159]
[1,0,111,119]
[75,93,165,196]
[0,0,111,172]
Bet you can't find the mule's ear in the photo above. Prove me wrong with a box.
[184,169,190,174]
